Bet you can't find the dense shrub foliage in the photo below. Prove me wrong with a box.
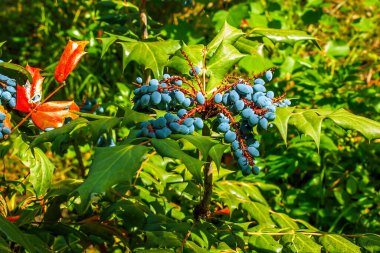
[0,0,379,252]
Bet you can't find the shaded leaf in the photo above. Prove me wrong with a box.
[0,61,32,83]
[151,139,205,183]
[358,234,380,253]
[75,144,149,213]
[0,216,50,253]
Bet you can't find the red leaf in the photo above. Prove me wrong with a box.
[213,207,231,216]
[15,85,31,113]
[54,40,88,83]
[25,65,43,103]
[6,215,20,223]
[31,101,79,130]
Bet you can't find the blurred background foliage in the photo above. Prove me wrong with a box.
[0,0,379,250]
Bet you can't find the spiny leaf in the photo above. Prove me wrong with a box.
[248,27,320,49]
[119,40,180,78]
[319,234,361,253]
[74,144,149,213]
[272,107,295,145]
[167,43,204,75]
[178,135,219,159]
[207,22,244,57]
[206,43,246,92]
[151,138,205,183]
[208,144,227,170]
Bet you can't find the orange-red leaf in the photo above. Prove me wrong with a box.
[15,85,31,113]
[25,65,43,103]
[6,215,20,223]
[54,40,88,83]
[31,101,80,130]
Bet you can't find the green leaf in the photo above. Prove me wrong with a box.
[248,234,283,253]
[99,36,117,58]
[0,61,32,83]
[289,110,324,150]
[358,234,380,253]
[179,135,218,159]
[208,144,227,170]
[281,233,322,253]
[119,40,180,78]
[151,139,205,183]
[272,107,295,145]
[271,212,299,229]
[249,28,319,47]
[242,202,275,225]
[0,216,50,253]
[0,236,11,253]
[325,108,380,141]
[325,40,350,57]
[167,43,204,75]
[122,107,153,127]
[207,22,244,57]
[319,234,361,253]
[13,137,55,197]
[206,43,246,92]
[75,144,149,213]
[145,231,181,248]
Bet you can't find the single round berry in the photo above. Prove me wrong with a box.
[193,117,204,130]
[151,91,162,105]
[214,93,222,103]
[224,130,237,143]
[189,66,200,76]
[196,92,205,105]
[136,77,143,84]
[149,79,159,86]
[265,70,273,81]
[217,122,230,133]
[178,109,187,118]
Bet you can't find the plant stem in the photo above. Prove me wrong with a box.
[139,0,148,40]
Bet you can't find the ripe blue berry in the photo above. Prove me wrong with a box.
[254,78,265,85]
[196,92,205,105]
[151,91,162,105]
[189,66,200,76]
[183,118,194,127]
[265,70,273,81]
[224,130,237,143]
[174,91,185,103]
[136,77,143,84]
[182,98,191,107]
[149,79,159,86]
[193,117,204,130]
[140,94,150,107]
[259,117,268,130]
[174,80,183,86]
[178,109,187,118]
[229,90,239,102]
[217,122,230,133]
[252,166,260,175]
[214,93,222,103]
[1,91,11,101]
[247,146,260,157]
[234,100,245,111]
[266,91,274,99]
[2,127,11,134]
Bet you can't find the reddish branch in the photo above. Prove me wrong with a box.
[180,50,205,95]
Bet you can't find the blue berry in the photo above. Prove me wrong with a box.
[174,80,183,86]
[217,122,230,133]
[194,117,204,130]
[178,125,190,134]
[9,98,16,108]
[2,127,11,134]
[189,66,200,76]
[266,91,274,99]
[242,108,253,119]
[234,149,243,158]
[247,146,260,157]
[163,74,171,79]
[214,93,222,103]
[0,112,5,121]
[234,100,245,111]
[259,117,269,130]
[152,117,167,129]
[151,91,162,105]
[229,90,239,102]
[254,78,265,85]
[231,140,240,151]
[253,84,266,93]
[174,91,185,103]
[265,70,273,81]
[252,166,260,175]
[161,93,172,104]
[224,130,237,143]
[196,92,205,105]
[178,109,187,118]
[149,79,159,86]
[140,94,150,107]
[1,91,11,101]
[169,122,181,132]
[182,98,191,107]
[136,77,143,84]
[156,127,172,139]
[183,118,194,127]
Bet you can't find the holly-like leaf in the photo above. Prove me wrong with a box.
[151,138,205,183]
[178,135,219,159]
[272,107,295,144]
[207,22,244,57]
[248,27,320,48]
[119,40,180,78]
[75,144,150,213]
[206,43,246,92]
[358,234,380,253]
[167,43,204,75]
[208,143,227,170]
[319,234,361,253]
[13,137,55,197]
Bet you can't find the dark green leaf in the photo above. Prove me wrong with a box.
[123,107,154,127]
[0,61,32,83]
[75,144,149,213]
[179,135,218,159]
[207,22,244,57]
[0,216,50,253]
[208,144,227,170]
[358,234,380,253]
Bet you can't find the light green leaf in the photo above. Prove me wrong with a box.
[242,202,275,225]
[122,107,153,127]
[319,234,361,253]
[151,139,205,183]
[271,212,299,229]
[207,22,244,57]
[75,144,149,213]
[325,108,380,141]
[281,233,322,253]
[248,234,283,253]
[206,43,246,92]
[13,137,55,197]
[358,234,380,253]
[289,110,324,150]
[179,135,218,159]
[0,216,50,253]
[249,27,319,48]
[272,107,295,145]
[119,40,180,78]
[167,43,204,75]
[99,37,117,58]
[208,144,227,170]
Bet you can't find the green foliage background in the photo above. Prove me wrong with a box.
[0,0,379,252]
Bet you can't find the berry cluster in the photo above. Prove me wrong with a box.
[132,53,290,176]
[0,108,11,141]
[77,98,104,114]
[0,72,17,109]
